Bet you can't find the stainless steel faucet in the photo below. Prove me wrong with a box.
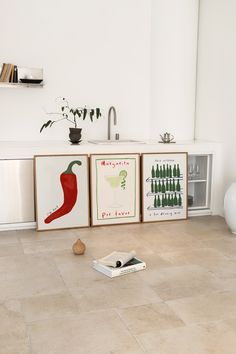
[107,106,117,140]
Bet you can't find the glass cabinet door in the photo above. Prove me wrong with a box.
[188,154,212,210]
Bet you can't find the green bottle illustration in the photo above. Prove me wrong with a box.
[167,193,171,206]
[155,181,158,193]
[177,164,180,178]
[159,166,163,178]
[158,180,161,192]
[172,179,176,192]
[151,180,154,193]
[176,179,181,192]
[161,180,165,193]
[169,165,172,178]
[156,164,159,178]
[164,193,168,206]
[169,179,172,191]
[157,195,161,207]
[166,178,169,191]
[174,192,178,205]
[173,164,177,177]
[171,194,174,207]
[163,164,166,178]
[166,164,169,177]
[151,165,155,178]
[178,194,182,206]
[162,195,165,207]
[154,195,157,208]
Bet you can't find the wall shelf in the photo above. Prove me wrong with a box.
[0,64,43,88]
[0,82,43,88]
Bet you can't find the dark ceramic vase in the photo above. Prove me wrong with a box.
[69,128,82,144]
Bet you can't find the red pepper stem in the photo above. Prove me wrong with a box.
[63,160,82,174]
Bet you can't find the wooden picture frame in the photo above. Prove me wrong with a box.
[142,152,188,222]
[34,154,90,231]
[90,153,140,226]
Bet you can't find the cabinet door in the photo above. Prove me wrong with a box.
[188,154,212,210]
[0,159,35,224]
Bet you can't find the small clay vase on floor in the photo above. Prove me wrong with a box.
[72,239,86,255]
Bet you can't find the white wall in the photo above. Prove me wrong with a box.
[0,0,200,144]
[0,0,151,141]
[150,0,199,141]
[196,0,236,191]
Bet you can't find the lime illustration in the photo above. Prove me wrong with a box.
[119,170,128,190]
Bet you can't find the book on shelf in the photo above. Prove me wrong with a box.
[92,250,146,278]
[0,63,6,81]
[0,63,18,83]
[12,65,18,83]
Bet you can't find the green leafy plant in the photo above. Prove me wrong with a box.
[40,97,102,132]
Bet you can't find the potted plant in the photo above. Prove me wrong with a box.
[40,97,102,144]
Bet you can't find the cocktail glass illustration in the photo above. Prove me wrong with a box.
[106,170,127,208]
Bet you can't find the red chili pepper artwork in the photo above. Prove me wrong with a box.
[44,160,82,224]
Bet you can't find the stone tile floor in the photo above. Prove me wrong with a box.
[0,216,236,354]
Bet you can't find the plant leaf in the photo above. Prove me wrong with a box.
[40,120,53,133]
[83,109,87,120]
[96,108,101,119]
[90,109,94,122]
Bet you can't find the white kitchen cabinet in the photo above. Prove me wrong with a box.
[0,141,222,230]
[188,154,212,215]
[0,159,35,227]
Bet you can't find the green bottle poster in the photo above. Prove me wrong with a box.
[142,152,187,222]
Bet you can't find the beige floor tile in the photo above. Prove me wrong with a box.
[0,302,30,354]
[139,264,222,301]
[0,230,19,244]
[54,254,104,288]
[1,216,236,354]
[203,258,236,278]
[18,228,77,242]
[0,243,24,257]
[190,215,229,231]
[159,247,228,268]
[117,302,184,335]
[167,291,236,324]
[21,237,78,254]
[20,292,80,322]
[224,317,236,330]
[201,237,236,259]
[0,255,67,301]
[137,320,236,354]
[138,230,204,253]
[70,275,161,312]
[29,309,143,354]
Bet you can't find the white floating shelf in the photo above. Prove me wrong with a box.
[0,82,43,88]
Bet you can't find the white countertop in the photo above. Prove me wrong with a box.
[0,140,221,159]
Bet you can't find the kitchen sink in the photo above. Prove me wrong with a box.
[88,139,146,145]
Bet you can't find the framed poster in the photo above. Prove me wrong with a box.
[35,154,89,230]
[90,154,140,226]
[142,152,188,222]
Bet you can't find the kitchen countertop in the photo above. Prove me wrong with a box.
[0,140,221,159]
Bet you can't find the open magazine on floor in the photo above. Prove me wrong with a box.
[92,250,146,278]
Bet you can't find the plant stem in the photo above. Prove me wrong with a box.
[74,114,77,128]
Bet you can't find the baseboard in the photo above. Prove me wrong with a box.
[0,222,36,232]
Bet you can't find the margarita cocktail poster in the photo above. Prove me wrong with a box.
[90,154,140,226]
